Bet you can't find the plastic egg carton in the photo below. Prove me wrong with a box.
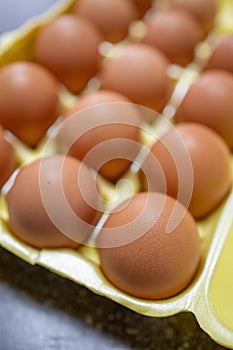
[0,0,233,347]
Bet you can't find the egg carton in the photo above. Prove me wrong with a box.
[0,0,233,347]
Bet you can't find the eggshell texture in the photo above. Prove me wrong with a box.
[97,192,200,299]
[0,62,60,147]
[205,35,233,74]
[34,15,102,94]
[169,0,217,37]
[6,155,101,249]
[73,0,137,43]
[130,0,153,18]
[175,70,233,149]
[141,10,201,66]
[0,125,15,189]
[59,90,142,182]
[142,123,232,218]
[100,44,171,112]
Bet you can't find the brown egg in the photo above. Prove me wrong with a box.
[130,0,153,18]
[141,10,201,66]
[142,123,232,219]
[0,62,60,147]
[6,155,101,249]
[169,0,217,37]
[0,125,15,189]
[58,90,142,182]
[175,70,233,149]
[205,35,233,74]
[97,192,200,299]
[73,0,137,43]
[100,44,171,112]
[34,14,102,94]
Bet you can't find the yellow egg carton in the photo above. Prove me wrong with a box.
[0,0,233,347]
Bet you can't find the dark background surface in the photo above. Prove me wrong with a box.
[0,1,229,349]
[0,247,227,350]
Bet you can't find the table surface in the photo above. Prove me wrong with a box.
[0,0,59,34]
[0,247,227,350]
[0,1,229,349]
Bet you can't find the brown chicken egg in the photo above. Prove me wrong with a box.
[97,192,200,299]
[142,123,232,219]
[73,0,137,43]
[58,90,142,182]
[175,70,233,149]
[0,62,60,147]
[6,155,101,249]
[141,10,201,66]
[205,35,233,74]
[100,43,171,113]
[0,125,16,189]
[169,0,217,37]
[131,0,153,18]
[34,14,102,94]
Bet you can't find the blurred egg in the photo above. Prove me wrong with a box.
[34,14,102,94]
[100,43,171,113]
[142,123,232,218]
[58,90,142,182]
[131,0,153,18]
[141,10,201,66]
[0,125,16,189]
[205,35,233,74]
[6,155,101,249]
[168,0,217,37]
[0,62,60,147]
[73,0,137,43]
[175,70,233,149]
[97,192,200,299]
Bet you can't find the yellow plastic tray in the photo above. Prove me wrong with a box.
[0,0,233,347]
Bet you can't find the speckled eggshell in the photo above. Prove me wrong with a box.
[59,90,142,182]
[0,62,60,147]
[169,0,217,37]
[97,192,200,300]
[34,14,102,94]
[6,155,101,249]
[0,125,15,189]
[100,43,171,113]
[141,10,201,66]
[175,70,233,149]
[73,0,137,43]
[205,35,233,74]
[142,123,232,219]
